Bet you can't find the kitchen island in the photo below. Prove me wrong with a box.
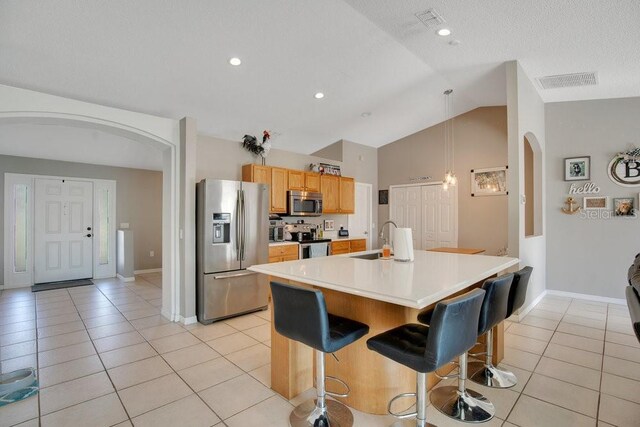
[249,250,519,414]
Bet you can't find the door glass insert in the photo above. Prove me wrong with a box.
[14,185,28,273]
[98,188,110,265]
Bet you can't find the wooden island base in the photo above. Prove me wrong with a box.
[270,277,504,415]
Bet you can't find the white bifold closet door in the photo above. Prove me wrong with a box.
[34,179,93,283]
[390,184,457,250]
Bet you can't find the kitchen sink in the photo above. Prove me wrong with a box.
[349,252,383,260]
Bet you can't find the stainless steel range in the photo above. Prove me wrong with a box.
[284,222,331,258]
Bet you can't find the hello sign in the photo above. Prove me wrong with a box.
[608,148,640,187]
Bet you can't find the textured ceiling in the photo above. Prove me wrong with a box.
[1,1,638,157]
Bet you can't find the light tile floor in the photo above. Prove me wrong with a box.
[1,278,640,426]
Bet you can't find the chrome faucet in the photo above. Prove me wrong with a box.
[379,220,398,246]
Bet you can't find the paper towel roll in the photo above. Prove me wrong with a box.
[393,228,414,262]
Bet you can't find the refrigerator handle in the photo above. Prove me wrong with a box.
[235,190,241,261]
[241,189,246,261]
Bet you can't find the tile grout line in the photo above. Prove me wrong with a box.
[66,285,135,425]
[502,297,570,424]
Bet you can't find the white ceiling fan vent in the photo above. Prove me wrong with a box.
[415,8,445,28]
[537,72,598,89]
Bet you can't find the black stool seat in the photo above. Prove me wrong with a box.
[506,266,533,319]
[326,314,369,353]
[626,255,640,343]
[366,323,430,372]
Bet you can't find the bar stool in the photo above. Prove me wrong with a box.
[469,267,533,388]
[270,281,369,427]
[367,288,486,427]
[418,276,513,422]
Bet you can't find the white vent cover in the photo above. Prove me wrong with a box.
[415,8,445,28]
[537,72,598,89]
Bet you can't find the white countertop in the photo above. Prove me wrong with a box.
[269,241,299,247]
[249,250,519,309]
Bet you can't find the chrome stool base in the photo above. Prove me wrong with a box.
[389,419,436,427]
[290,398,353,427]
[468,361,517,389]
[430,385,495,423]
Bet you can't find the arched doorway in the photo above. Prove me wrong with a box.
[0,84,183,322]
[523,132,542,237]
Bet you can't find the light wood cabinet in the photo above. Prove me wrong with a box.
[305,173,321,192]
[339,177,355,214]
[320,175,341,213]
[321,175,355,214]
[242,164,271,185]
[243,164,354,214]
[288,170,305,191]
[270,167,288,213]
[289,170,321,193]
[348,239,366,253]
[269,244,299,263]
[331,240,350,255]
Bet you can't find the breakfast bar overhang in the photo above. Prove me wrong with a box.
[249,250,520,414]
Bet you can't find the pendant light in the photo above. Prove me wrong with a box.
[442,89,457,190]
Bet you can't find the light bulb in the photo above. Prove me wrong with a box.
[450,175,458,186]
[442,181,449,191]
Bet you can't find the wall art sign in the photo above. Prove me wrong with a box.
[471,166,508,196]
[564,156,590,181]
[613,197,635,216]
[608,148,640,187]
[568,182,600,195]
[583,196,608,210]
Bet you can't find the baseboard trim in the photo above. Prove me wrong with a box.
[133,268,162,275]
[515,290,547,322]
[116,274,135,283]
[546,290,626,306]
[179,316,198,325]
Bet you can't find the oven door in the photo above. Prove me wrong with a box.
[300,242,329,259]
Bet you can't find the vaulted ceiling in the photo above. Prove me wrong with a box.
[1,1,638,155]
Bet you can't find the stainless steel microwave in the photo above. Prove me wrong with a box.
[287,191,323,216]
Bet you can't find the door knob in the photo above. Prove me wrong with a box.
[86,234,92,238]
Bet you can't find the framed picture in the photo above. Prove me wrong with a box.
[613,197,635,216]
[323,219,335,231]
[471,166,508,196]
[378,190,389,205]
[583,196,608,210]
[564,156,590,181]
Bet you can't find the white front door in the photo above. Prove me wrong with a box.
[34,179,93,283]
[348,183,372,249]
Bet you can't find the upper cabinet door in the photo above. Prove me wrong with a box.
[288,170,305,191]
[339,177,355,214]
[242,164,271,185]
[305,173,321,192]
[320,175,340,213]
[270,167,288,213]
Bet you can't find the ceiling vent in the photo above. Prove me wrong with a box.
[537,72,598,89]
[415,8,445,28]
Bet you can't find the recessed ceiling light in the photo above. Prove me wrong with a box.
[229,57,242,66]
[314,92,325,99]
[361,112,372,118]
[437,28,451,36]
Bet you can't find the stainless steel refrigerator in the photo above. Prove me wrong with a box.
[196,179,269,323]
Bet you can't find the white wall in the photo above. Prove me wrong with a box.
[506,61,547,310]
[546,97,640,300]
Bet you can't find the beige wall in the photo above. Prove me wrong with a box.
[0,155,163,284]
[378,107,508,255]
[546,97,640,300]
